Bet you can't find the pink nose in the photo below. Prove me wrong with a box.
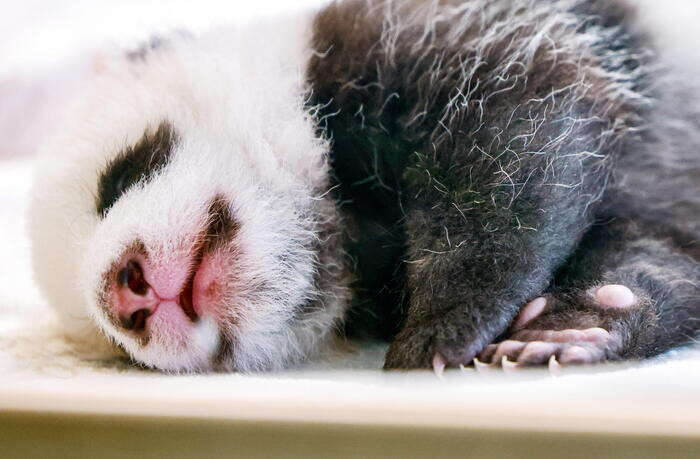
[114,259,158,331]
[110,252,197,332]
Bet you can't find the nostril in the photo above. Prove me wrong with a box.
[121,308,151,331]
[117,260,149,295]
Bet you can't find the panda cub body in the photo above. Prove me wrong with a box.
[29,0,700,372]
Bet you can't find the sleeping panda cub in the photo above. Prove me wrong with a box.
[29,0,700,372]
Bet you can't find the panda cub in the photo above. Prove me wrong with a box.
[29,0,700,372]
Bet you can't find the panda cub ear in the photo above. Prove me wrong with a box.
[95,121,178,217]
[125,35,169,62]
[90,30,192,75]
[124,30,193,63]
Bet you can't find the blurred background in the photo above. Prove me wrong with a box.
[0,0,324,158]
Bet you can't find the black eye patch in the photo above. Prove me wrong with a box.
[96,121,178,216]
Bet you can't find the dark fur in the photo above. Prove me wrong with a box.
[307,0,699,368]
[97,121,177,216]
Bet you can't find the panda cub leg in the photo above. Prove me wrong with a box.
[476,220,700,370]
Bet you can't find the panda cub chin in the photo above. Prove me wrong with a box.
[29,0,700,373]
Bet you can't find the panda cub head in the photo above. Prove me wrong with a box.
[28,22,349,372]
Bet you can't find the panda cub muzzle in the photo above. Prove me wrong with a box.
[109,249,200,334]
[103,194,236,343]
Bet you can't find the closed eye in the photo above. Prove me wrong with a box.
[96,121,178,216]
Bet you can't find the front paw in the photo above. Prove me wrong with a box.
[476,284,645,370]
[384,284,646,373]
[383,315,499,371]
[383,326,436,369]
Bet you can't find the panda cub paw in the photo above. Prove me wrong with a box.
[464,285,639,373]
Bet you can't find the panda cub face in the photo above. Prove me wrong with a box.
[28,25,348,372]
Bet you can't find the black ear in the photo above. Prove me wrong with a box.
[124,30,192,63]
[96,121,178,216]
[125,35,168,62]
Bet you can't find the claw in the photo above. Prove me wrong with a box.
[501,355,519,372]
[432,352,446,378]
[548,354,561,375]
[473,357,494,372]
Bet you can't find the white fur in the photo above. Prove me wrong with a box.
[28,8,346,372]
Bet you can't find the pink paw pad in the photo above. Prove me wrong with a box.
[511,327,610,344]
[559,345,596,364]
[475,326,614,369]
[442,286,634,374]
[592,284,636,309]
[512,296,547,331]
